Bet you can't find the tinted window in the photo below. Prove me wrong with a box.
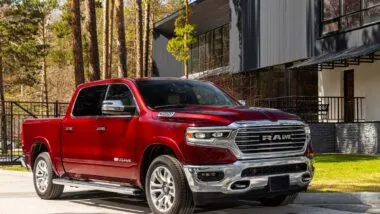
[136,80,239,109]
[72,85,108,117]
[105,84,136,106]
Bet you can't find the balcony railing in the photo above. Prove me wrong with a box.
[253,96,365,123]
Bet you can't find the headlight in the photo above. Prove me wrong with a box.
[304,125,311,142]
[185,127,234,145]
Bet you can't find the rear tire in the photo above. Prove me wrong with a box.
[145,155,194,214]
[259,193,298,207]
[33,152,64,200]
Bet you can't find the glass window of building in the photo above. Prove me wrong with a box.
[322,0,380,35]
[189,25,230,75]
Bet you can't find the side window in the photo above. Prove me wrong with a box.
[72,85,108,117]
[105,84,136,106]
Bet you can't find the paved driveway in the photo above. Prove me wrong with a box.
[0,170,379,214]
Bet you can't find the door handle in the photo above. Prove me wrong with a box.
[96,127,106,132]
[65,127,73,132]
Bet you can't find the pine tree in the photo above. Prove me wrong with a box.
[167,0,195,79]
[0,0,42,153]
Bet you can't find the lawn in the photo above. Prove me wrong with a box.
[309,154,380,192]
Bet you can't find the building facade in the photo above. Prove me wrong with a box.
[153,0,318,103]
[153,0,380,123]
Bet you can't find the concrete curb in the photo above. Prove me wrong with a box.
[296,192,380,206]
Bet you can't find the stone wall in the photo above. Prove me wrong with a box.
[310,122,380,155]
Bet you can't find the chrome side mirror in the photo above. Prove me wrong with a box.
[101,100,136,115]
[238,100,248,106]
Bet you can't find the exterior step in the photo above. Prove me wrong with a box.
[52,178,142,196]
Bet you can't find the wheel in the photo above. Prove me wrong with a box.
[259,193,298,207]
[33,152,64,200]
[145,155,194,214]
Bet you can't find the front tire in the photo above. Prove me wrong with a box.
[33,152,64,200]
[259,193,298,207]
[145,155,194,214]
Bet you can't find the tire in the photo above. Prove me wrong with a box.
[33,152,64,200]
[259,193,298,207]
[145,155,194,214]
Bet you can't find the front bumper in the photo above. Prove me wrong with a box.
[183,156,313,203]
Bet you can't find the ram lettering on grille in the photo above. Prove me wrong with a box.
[235,125,306,154]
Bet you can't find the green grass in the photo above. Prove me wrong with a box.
[0,165,28,172]
[309,154,380,192]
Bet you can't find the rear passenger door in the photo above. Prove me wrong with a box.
[61,85,108,178]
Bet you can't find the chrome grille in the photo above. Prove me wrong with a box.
[235,126,306,154]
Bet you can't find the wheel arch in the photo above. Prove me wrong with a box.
[30,138,55,173]
[138,138,185,188]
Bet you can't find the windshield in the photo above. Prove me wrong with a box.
[136,80,240,109]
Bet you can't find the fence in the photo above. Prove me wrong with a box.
[0,101,69,165]
[253,96,366,123]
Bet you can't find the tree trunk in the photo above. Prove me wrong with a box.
[41,56,49,116]
[102,0,110,79]
[70,0,85,86]
[184,0,190,79]
[85,0,101,81]
[108,0,115,78]
[149,12,154,77]
[0,57,7,154]
[135,0,143,78]
[143,1,151,77]
[40,19,49,116]
[116,0,127,78]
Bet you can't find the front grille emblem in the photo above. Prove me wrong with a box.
[261,134,292,141]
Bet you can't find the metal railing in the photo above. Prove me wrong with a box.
[0,101,69,165]
[253,96,365,123]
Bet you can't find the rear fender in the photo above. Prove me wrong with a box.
[30,137,59,175]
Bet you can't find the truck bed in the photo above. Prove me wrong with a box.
[22,118,63,171]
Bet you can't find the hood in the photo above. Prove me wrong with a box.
[154,106,301,126]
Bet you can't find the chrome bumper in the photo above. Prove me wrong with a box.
[183,156,313,194]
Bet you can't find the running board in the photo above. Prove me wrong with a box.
[52,178,142,196]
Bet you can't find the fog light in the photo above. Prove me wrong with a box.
[197,171,224,182]
[231,181,250,190]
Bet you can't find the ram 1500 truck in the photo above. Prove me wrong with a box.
[22,78,314,214]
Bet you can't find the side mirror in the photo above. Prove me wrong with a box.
[102,100,136,116]
[238,100,248,106]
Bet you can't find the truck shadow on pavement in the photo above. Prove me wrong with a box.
[58,190,253,214]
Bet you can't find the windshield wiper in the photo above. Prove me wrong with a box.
[153,104,189,109]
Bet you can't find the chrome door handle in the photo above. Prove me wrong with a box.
[96,127,106,132]
[65,127,73,132]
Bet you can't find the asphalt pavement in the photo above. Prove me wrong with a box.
[0,170,379,214]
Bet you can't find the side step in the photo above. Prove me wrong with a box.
[52,178,142,196]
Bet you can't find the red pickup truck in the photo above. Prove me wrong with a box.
[22,78,314,214]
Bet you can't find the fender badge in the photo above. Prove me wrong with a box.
[114,158,132,163]
[158,112,175,117]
